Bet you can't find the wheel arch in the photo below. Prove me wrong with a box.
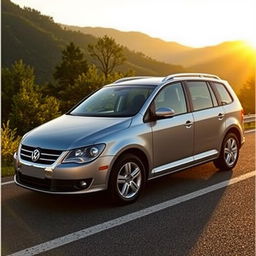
[107,147,151,188]
[224,126,243,148]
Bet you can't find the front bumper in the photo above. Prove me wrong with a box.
[14,174,104,194]
[14,153,114,194]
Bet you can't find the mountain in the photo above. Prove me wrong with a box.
[2,0,186,83]
[67,26,256,92]
[3,0,254,91]
[189,42,255,91]
[66,26,192,64]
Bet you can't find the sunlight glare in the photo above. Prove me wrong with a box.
[245,39,256,49]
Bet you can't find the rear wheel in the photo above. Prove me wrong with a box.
[109,154,145,204]
[214,133,240,171]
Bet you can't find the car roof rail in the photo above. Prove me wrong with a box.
[162,73,221,82]
[114,76,153,84]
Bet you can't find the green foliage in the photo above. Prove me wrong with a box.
[2,10,62,83]
[2,60,35,122]
[10,78,60,134]
[1,120,21,164]
[88,35,126,78]
[104,69,136,84]
[239,77,255,114]
[2,166,14,177]
[54,42,88,87]
[58,65,104,111]
[56,64,136,112]
[2,0,94,83]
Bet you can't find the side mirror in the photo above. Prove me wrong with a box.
[155,107,175,118]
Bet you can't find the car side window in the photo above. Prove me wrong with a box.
[187,81,213,111]
[211,82,233,105]
[154,82,187,115]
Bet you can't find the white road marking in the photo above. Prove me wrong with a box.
[8,171,255,256]
[1,180,15,186]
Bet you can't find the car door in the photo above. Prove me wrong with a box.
[151,82,194,175]
[185,80,225,160]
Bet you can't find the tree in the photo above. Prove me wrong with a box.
[104,69,135,84]
[2,60,35,122]
[57,65,136,111]
[10,78,60,135]
[239,77,255,114]
[58,65,104,111]
[88,35,126,79]
[53,42,88,87]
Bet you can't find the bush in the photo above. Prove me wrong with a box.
[239,77,255,114]
[10,79,60,135]
[1,121,21,165]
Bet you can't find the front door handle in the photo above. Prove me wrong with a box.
[218,113,225,120]
[185,120,193,128]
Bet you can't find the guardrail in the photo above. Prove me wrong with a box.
[244,114,256,124]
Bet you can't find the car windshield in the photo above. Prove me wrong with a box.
[69,86,154,117]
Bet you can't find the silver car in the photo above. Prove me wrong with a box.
[14,73,245,203]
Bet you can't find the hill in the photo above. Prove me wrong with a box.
[189,42,255,91]
[68,26,256,91]
[66,26,192,64]
[2,0,186,83]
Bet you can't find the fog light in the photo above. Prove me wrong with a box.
[80,180,87,188]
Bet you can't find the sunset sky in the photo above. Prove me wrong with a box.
[11,0,255,47]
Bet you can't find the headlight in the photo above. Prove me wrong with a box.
[62,144,105,164]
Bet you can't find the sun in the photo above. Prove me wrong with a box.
[244,39,256,49]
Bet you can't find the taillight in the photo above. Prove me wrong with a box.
[241,109,244,122]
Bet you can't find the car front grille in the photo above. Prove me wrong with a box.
[16,172,92,192]
[20,144,62,165]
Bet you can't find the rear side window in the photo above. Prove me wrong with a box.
[187,81,213,111]
[212,82,233,105]
[208,84,218,107]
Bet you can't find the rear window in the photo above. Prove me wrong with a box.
[212,82,233,105]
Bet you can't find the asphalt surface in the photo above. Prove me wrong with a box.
[2,132,255,256]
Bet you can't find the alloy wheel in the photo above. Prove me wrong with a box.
[117,162,142,199]
[224,137,238,167]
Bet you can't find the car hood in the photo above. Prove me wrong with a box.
[22,115,132,150]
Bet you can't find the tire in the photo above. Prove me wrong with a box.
[109,153,146,204]
[214,132,240,171]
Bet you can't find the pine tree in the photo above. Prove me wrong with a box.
[58,65,104,111]
[53,42,88,87]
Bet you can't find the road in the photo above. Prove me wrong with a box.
[2,132,255,256]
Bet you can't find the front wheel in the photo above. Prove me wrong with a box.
[214,133,240,171]
[109,154,145,204]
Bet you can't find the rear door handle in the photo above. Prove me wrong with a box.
[185,120,193,128]
[218,113,225,120]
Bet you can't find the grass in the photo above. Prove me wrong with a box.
[2,165,15,178]
[244,122,255,130]
[1,122,255,178]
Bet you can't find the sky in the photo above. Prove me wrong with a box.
[11,0,256,47]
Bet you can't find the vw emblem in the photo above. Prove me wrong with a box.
[31,149,40,162]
